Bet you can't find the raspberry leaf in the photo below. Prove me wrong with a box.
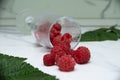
[110,25,120,38]
[0,53,58,80]
[81,25,120,41]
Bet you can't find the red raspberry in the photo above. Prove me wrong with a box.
[57,55,76,72]
[72,46,91,64]
[51,34,62,46]
[50,32,55,42]
[50,27,60,35]
[55,51,66,64]
[61,33,72,43]
[43,53,55,66]
[67,49,74,55]
[51,45,66,55]
[52,23,61,31]
[50,24,61,42]
[50,45,66,64]
[55,43,71,55]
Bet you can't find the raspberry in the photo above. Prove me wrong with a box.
[50,27,60,35]
[43,53,55,66]
[50,32,55,42]
[50,45,66,64]
[72,46,91,64]
[50,28,61,40]
[57,55,76,72]
[52,23,61,31]
[55,51,66,64]
[50,24,61,42]
[51,34,62,46]
[55,43,71,55]
[61,33,72,43]
[67,49,74,55]
[50,45,66,56]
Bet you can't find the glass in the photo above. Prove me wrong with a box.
[16,10,81,49]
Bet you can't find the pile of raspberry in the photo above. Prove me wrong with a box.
[43,23,91,72]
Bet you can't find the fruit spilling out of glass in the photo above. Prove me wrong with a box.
[16,11,91,72]
[25,15,91,72]
[43,23,91,72]
[32,16,81,49]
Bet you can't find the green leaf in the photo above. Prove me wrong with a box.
[98,31,118,41]
[0,53,58,80]
[80,31,99,41]
[95,27,118,41]
[81,25,119,41]
[110,26,120,38]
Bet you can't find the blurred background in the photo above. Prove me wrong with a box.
[0,0,120,34]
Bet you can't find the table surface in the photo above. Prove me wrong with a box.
[0,32,120,80]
